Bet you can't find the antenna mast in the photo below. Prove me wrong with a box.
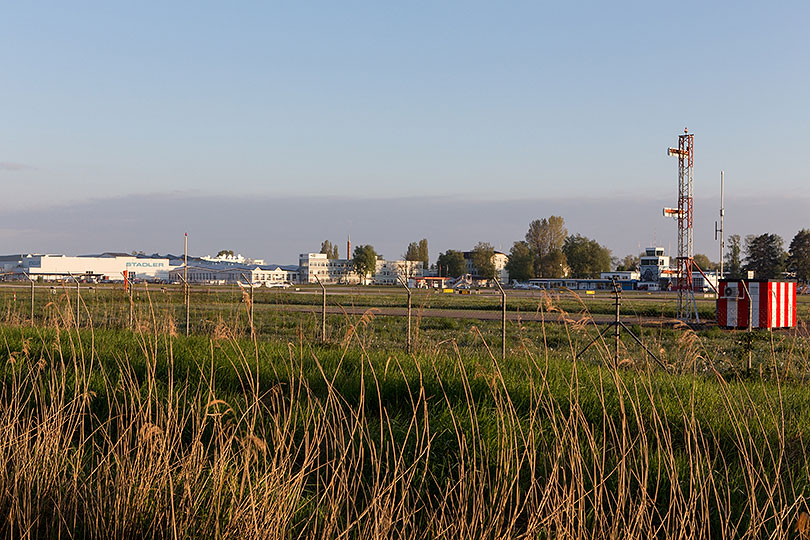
[715,171,724,278]
[666,129,697,322]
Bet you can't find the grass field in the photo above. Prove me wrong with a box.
[1,284,810,538]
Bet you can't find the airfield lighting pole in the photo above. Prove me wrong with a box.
[184,232,189,335]
[314,274,326,342]
[494,278,506,361]
[666,129,697,322]
[397,276,412,354]
[715,171,725,278]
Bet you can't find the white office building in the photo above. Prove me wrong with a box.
[372,260,423,285]
[298,253,359,284]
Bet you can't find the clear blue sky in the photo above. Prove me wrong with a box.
[2,2,809,261]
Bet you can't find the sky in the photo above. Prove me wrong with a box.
[2,2,809,264]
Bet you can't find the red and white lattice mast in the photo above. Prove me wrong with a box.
[664,128,698,322]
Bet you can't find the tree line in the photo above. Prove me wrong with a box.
[321,226,810,284]
[722,230,810,282]
[434,216,612,281]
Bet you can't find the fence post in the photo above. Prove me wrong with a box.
[740,280,753,374]
[314,274,326,342]
[494,278,506,361]
[123,271,134,330]
[397,276,412,354]
[68,272,80,328]
[24,272,34,326]
[241,273,255,339]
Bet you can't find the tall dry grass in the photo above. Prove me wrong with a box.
[0,288,808,538]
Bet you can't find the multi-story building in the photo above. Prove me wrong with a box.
[168,264,298,285]
[298,253,359,284]
[372,260,423,285]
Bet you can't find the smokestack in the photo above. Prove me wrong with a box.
[347,235,351,260]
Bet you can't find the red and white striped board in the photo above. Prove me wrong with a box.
[716,279,796,329]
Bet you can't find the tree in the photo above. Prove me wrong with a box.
[787,229,810,283]
[436,250,466,278]
[404,239,429,268]
[352,245,378,283]
[538,249,567,278]
[724,234,743,278]
[417,238,429,268]
[525,216,567,277]
[615,254,640,272]
[216,249,234,258]
[320,240,339,259]
[505,241,533,282]
[470,242,496,279]
[562,235,612,278]
[744,233,786,279]
[693,253,718,272]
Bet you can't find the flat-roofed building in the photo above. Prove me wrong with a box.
[0,253,171,282]
[298,253,359,284]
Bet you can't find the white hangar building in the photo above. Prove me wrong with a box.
[0,253,173,282]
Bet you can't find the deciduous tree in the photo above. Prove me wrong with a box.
[505,241,533,283]
[525,216,567,277]
[538,250,567,278]
[470,242,496,279]
[352,245,378,283]
[436,250,466,278]
[562,235,611,278]
[693,253,718,272]
[615,254,640,272]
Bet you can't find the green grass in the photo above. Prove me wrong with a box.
[1,286,810,537]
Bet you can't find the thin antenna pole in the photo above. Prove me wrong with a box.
[720,171,725,277]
